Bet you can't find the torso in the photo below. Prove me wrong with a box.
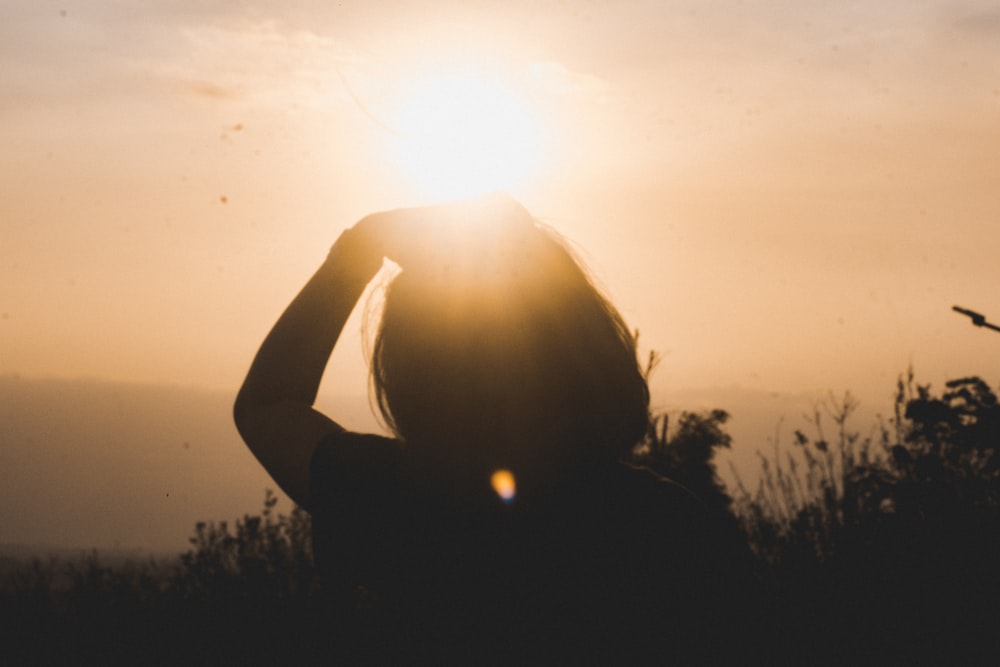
[307,430,739,663]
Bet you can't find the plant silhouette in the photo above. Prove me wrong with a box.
[732,371,1000,663]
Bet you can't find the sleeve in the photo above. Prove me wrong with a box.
[307,430,403,511]
[306,430,407,590]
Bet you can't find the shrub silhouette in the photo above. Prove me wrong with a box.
[2,491,322,664]
[731,372,1000,663]
[634,409,734,515]
[891,372,1000,517]
[730,391,881,570]
[177,488,316,604]
[631,349,742,533]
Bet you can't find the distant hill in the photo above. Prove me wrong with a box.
[0,375,382,554]
[0,374,886,555]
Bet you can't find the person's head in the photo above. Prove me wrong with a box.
[370,196,649,474]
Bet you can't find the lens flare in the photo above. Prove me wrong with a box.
[490,469,517,504]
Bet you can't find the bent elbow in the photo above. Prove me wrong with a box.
[232,388,259,445]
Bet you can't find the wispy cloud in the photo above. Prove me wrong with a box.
[0,2,372,116]
[157,21,364,108]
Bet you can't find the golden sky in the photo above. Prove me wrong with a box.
[3,0,1000,412]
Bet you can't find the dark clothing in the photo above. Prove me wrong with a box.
[308,430,747,664]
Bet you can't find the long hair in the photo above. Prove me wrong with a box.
[370,200,649,471]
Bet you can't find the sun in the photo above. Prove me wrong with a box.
[387,72,544,200]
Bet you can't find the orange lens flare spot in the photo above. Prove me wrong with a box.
[490,469,517,504]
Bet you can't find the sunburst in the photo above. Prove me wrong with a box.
[387,71,544,199]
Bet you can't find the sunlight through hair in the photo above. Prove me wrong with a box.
[388,72,543,199]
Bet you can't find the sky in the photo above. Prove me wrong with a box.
[3,1,1000,427]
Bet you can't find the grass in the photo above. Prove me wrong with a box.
[1,490,321,664]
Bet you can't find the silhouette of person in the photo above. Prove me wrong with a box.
[234,193,746,663]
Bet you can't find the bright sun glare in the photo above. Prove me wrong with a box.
[388,73,543,200]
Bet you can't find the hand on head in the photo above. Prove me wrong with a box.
[350,191,533,271]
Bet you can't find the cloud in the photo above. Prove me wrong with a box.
[0,2,372,116]
[950,5,1000,34]
[155,21,366,108]
[181,80,242,101]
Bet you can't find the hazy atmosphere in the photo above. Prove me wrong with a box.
[3,0,999,551]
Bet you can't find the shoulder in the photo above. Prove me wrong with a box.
[608,462,707,516]
[310,429,402,471]
[603,463,747,570]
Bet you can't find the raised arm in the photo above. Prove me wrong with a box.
[233,193,528,507]
[233,223,383,507]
